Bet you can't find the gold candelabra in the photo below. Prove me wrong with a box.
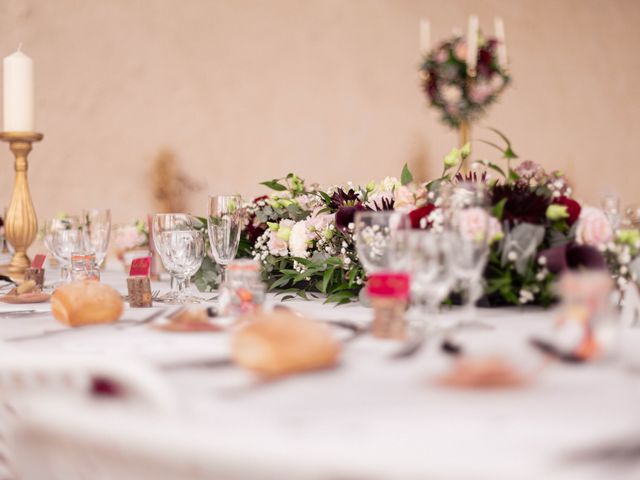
[0,131,43,280]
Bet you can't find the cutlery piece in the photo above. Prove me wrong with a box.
[441,337,464,356]
[115,307,169,330]
[529,337,585,364]
[161,356,233,371]
[0,309,38,317]
[5,309,170,341]
[391,332,427,359]
[0,275,16,285]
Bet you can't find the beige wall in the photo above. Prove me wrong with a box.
[1,0,639,225]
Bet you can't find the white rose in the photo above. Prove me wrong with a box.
[576,207,614,247]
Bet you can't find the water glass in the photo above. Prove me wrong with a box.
[44,216,85,281]
[442,182,491,321]
[82,209,111,266]
[153,214,204,304]
[207,195,243,284]
[354,211,410,274]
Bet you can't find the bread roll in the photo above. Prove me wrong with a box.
[231,311,341,377]
[52,281,124,327]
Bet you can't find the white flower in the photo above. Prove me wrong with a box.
[575,207,614,247]
[267,231,288,256]
[373,176,401,193]
[393,185,416,209]
[289,221,313,258]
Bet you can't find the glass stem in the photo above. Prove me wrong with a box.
[174,276,188,298]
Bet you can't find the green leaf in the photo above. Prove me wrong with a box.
[492,198,507,220]
[401,163,414,186]
[476,139,505,154]
[485,161,506,178]
[487,127,512,148]
[508,169,520,182]
[260,179,287,191]
[322,267,335,294]
[504,146,519,159]
[270,276,291,290]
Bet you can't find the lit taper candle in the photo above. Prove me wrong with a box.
[3,45,34,132]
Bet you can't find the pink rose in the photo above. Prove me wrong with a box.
[575,207,614,247]
[468,81,493,104]
[456,207,493,243]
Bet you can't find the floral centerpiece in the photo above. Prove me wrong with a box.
[193,131,640,307]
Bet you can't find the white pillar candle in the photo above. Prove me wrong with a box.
[3,46,34,132]
[494,16,508,68]
[419,18,430,55]
[466,15,479,73]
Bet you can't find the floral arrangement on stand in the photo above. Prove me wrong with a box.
[420,33,510,129]
[193,131,640,307]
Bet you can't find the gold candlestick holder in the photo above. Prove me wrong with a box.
[0,131,43,280]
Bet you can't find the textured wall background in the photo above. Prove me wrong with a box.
[0,0,639,225]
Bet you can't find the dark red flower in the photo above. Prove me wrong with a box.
[409,204,436,229]
[538,243,607,274]
[491,183,551,225]
[553,196,581,225]
[335,204,366,233]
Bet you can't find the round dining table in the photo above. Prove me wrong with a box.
[2,267,640,480]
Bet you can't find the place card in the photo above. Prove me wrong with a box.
[367,272,410,340]
[129,256,151,277]
[31,254,46,269]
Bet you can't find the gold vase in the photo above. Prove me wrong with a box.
[0,131,43,280]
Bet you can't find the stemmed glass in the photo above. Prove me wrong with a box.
[47,217,88,282]
[404,230,455,323]
[353,211,410,274]
[442,182,491,324]
[152,214,204,304]
[207,195,243,285]
[82,209,111,267]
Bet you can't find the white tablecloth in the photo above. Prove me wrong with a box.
[3,269,640,480]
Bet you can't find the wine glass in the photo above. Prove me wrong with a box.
[353,211,410,274]
[82,209,111,267]
[44,216,85,281]
[153,214,204,304]
[442,182,491,324]
[207,195,243,285]
[405,231,455,321]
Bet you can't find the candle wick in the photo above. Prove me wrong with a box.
[17,43,22,52]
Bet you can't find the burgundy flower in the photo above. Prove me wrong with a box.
[491,183,551,225]
[329,188,360,210]
[552,196,581,225]
[538,243,607,274]
[335,204,366,233]
[409,204,436,229]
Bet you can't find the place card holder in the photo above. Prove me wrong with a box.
[127,257,152,308]
[24,254,46,289]
[367,272,410,340]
